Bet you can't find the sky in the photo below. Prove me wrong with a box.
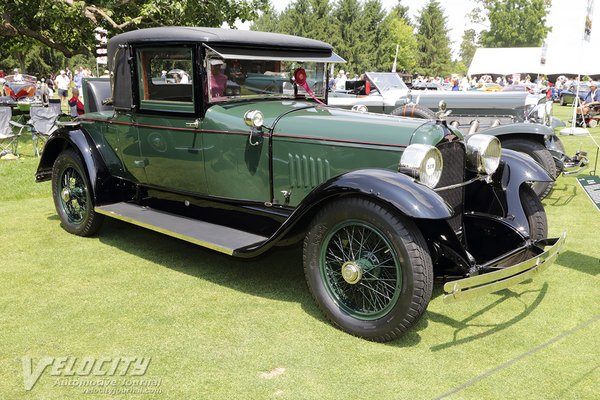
[231,0,598,59]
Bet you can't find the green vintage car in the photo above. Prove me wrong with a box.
[36,27,565,342]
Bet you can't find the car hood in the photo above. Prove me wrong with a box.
[203,100,441,147]
[413,90,532,110]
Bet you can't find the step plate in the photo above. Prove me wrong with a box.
[95,202,268,255]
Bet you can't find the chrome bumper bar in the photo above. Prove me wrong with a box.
[443,231,566,303]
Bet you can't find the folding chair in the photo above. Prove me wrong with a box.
[0,106,21,156]
[29,104,62,157]
[9,100,62,157]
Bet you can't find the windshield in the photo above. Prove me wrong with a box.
[365,72,408,92]
[207,56,327,102]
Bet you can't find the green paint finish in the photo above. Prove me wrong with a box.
[134,113,207,194]
[84,100,451,205]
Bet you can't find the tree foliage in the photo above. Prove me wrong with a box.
[252,0,419,76]
[415,0,452,77]
[473,0,551,47]
[0,0,267,60]
[459,28,478,67]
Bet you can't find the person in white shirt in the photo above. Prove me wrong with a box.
[55,70,71,110]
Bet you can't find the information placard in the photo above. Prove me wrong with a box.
[577,175,600,211]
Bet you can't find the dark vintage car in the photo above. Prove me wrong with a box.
[329,72,573,199]
[36,27,564,342]
[558,82,589,106]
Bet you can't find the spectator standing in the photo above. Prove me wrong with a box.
[55,70,71,110]
[46,74,55,97]
[73,66,85,92]
[13,68,23,81]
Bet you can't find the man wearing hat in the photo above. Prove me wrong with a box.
[209,59,227,98]
[13,68,23,82]
[578,81,600,115]
[55,70,71,110]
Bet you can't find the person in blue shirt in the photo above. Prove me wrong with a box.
[578,81,600,115]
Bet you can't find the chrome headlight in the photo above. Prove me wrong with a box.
[466,134,501,175]
[244,110,264,128]
[399,144,443,188]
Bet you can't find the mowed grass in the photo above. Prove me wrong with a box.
[1,106,599,399]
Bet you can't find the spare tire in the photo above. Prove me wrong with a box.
[391,104,436,119]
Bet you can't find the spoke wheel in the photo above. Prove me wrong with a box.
[304,197,433,342]
[52,149,103,236]
[321,221,401,320]
[59,166,88,224]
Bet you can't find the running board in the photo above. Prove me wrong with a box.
[95,202,268,255]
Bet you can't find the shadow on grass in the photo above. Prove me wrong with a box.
[558,250,599,276]
[426,283,548,352]
[97,218,325,320]
[94,218,431,346]
[544,183,578,207]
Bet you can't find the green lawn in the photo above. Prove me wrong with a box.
[1,106,599,399]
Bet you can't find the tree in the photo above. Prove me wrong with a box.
[473,0,551,47]
[459,28,478,67]
[378,16,418,72]
[0,0,267,59]
[389,0,411,25]
[415,0,452,77]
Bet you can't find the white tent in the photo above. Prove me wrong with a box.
[468,46,600,76]
[468,47,544,76]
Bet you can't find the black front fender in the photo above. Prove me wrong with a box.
[234,169,453,257]
[500,149,553,236]
[303,169,453,220]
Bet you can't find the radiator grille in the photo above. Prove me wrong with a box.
[436,142,465,232]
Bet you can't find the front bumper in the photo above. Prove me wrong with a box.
[443,231,566,303]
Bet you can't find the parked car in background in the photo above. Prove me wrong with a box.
[411,82,451,91]
[36,27,564,342]
[329,72,567,198]
[558,82,589,106]
[502,84,534,93]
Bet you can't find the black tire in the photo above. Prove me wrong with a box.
[559,95,565,106]
[390,104,437,119]
[52,148,103,236]
[501,138,556,199]
[520,184,548,240]
[303,197,433,342]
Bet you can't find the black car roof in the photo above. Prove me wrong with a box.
[108,27,333,51]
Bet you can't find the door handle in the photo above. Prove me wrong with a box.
[185,119,200,129]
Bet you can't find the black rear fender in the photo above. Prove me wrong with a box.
[36,128,133,204]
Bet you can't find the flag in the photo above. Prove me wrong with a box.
[584,0,594,42]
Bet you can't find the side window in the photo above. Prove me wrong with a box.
[136,47,194,113]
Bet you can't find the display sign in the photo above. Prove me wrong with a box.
[577,175,600,211]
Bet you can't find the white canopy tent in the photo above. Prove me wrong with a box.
[468,46,600,76]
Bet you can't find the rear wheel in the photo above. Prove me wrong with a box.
[303,197,433,342]
[52,149,103,236]
[390,104,436,119]
[501,138,556,199]
[559,95,566,106]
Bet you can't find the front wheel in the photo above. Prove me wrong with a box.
[559,95,566,106]
[501,138,556,199]
[303,198,433,342]
[52,148,103,236]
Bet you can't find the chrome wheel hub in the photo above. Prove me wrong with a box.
[61,187,71,202]
[341,261,363,284]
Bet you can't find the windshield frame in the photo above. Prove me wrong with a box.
[205,51,329,104]
[365,72,408,93]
